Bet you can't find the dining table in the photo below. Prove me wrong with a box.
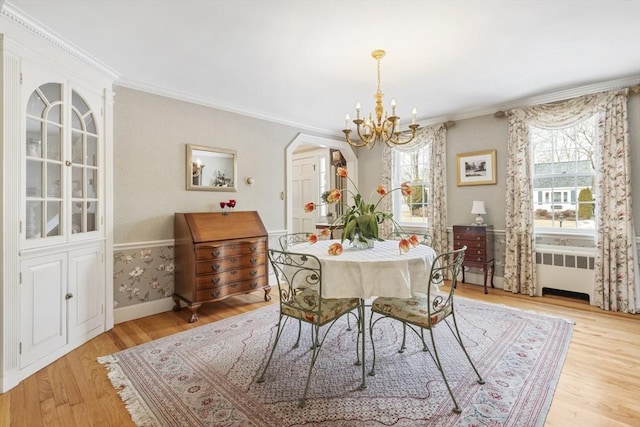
[289,238,437,300]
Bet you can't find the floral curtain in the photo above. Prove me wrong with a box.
[380,123,448,254]
[506,90,638,312]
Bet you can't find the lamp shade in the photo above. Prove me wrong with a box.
[471,201,486,215]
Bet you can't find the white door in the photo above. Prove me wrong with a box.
[20,253,67,368]
[292,156,318,233]
[68,244,104,342]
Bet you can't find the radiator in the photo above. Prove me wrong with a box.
[535,245,596,305]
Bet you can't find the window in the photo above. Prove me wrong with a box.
[392,144,431,224]
[531,115,597,231]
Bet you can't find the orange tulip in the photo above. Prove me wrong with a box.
[328,242,344,255]
[336,167,348,178]
[401,182,413,196]
[304,202,316,213]
[326,189,341,203]
[319,228,331,237]
[307,234,318,244]
[376,184,387,196]
[399,239,411,254]
[408,234,420,247]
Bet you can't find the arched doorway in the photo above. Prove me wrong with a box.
[286,134,358,233]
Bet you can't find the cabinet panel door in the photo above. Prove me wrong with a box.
[20,253,67,368]
[68,245,104,341]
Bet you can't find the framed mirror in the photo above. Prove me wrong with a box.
[186,144,237,192]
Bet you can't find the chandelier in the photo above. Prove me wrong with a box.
[343,49,420,149]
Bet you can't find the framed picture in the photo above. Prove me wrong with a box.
[456,149,497,186]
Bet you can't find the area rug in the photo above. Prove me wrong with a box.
[99,298,574,426]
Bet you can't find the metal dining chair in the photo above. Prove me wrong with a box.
[257,249,366,407]
[368,246,484,413]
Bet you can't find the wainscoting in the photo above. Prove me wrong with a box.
[112,231,287,323]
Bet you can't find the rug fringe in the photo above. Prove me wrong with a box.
[98,355,162,427]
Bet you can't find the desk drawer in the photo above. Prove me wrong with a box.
[195,239,266,261]
[195,265,266,289]
[195,277,268,301]
[195,253,266,275]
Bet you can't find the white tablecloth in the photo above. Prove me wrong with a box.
[289,239,436,299]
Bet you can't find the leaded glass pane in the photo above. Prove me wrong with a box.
[26,119,43,158]
[72,91,89,115]
[48,104,62,124]
[26,159,42,197]
[27,91,46,117]
[87,201,97,232]
[72,130,83,163]
[86,135,97,166]
[26,201,42,239]
[47,163,62,198]
[85,112,96,134]
[87,168,97,198]
[72,166,83,197]
[72,109,82,130]
[46,201,61,237]
[46,124,61,161]
[72,201,82,234]
[40,83,61,103]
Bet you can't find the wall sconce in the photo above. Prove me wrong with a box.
[471,200,486,226]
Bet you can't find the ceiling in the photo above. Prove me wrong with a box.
[5,0,640,137]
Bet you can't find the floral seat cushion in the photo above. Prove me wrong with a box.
[282,287,360,326]
[371,294,452,329]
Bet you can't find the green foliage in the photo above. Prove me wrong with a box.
[577,187,594,220]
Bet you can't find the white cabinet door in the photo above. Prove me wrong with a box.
[20,253,67,368]
[68,245,104,342]
[292,156,318,233]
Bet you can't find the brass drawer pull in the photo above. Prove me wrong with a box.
[212,250,220,257]
[230,270,238,275]
[211,277,221,284]
[250,246,257,252]
[212,290,221,297]
[250,258,257,265]
[251,282,258,288]
[211,263,220,271]
[250,270,257,276]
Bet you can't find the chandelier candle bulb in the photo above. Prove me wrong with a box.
[342,49,420,148]
[345,114,350,129]
[412,107,417,125]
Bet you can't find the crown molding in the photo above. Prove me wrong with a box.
[419,74,640,127]
[1,1,119,80]
[114,78,341,137]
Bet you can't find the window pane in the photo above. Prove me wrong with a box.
[72,90,89,115]
[26,119,43,158]
[72,110,82,130]
[531,116,596,231]
[72,166,83,197]
[85,112,96,134]
[87,168,97,199]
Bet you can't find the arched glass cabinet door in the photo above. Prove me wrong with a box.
[25,83,100,242]
[25,83,64,240]
[70,90,99,235]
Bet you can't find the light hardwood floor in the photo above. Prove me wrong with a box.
[1,284,638,426]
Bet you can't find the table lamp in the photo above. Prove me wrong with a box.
[471,201,486,226]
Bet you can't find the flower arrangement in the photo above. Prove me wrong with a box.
[304,167,420,255]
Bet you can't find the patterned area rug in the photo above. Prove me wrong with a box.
[99,298,574,426]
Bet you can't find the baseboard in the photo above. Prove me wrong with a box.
[114,297,175,324]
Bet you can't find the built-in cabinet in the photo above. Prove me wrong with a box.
[1,5,116,392]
